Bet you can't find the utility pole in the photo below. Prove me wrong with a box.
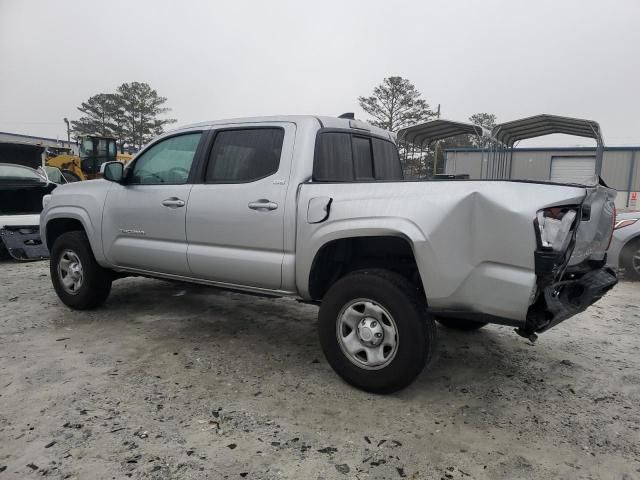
[63,118,71,144]
[434,105,441,174]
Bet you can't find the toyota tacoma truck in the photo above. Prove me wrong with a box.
[40,114,617,393]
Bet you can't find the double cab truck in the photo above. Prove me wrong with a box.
[40,114,617,392]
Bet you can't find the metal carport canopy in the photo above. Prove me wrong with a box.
[397,119,487,146]
[491,114,603,147]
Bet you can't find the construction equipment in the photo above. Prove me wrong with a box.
[47,135,132,181]
[117,151,134,164]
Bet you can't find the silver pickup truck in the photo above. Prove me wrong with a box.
[40,114,617,392]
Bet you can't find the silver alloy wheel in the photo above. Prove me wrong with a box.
[336,298,399,370]
[57,249,84,295]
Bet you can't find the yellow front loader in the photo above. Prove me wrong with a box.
[47,135,133,181]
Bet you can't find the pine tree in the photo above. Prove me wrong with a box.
[70,93,117,138]
[116,82,176,150]
[70,82,176,152]
[358,76,434,132]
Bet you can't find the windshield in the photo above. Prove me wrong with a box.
[43,166,66,183]
[0,164,45,182]
[78,137,117,174]
[80,138,94,158]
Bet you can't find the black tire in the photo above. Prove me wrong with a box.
[318,269,436,394]
[620,239,640,281]
[0,240,9,260]
[50,231,112,309]
[436,318,488,331]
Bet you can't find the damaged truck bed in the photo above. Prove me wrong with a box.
[397,114,618,340]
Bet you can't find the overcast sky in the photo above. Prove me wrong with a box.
[1,0,639,147]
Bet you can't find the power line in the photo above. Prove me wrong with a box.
[0,121,66,125]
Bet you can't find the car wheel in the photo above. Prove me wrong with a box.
[318,269,436,393]
[437,318,488,331]
[50,231,112,309]
[0,240,9,260]
[620,238,640,281]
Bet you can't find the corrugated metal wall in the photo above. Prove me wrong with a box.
[445,148,640,209]
[0,132,74,150]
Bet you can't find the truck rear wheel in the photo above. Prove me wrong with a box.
[318,269,436,393]
[436,318,488,331]
[50,231,112,309]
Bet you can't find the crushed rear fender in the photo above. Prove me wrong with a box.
[519,180,618,337]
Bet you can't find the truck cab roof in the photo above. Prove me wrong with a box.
[174,115,394,141]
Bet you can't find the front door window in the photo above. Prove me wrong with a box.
[130,133,202,185]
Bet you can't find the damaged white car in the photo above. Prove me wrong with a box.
[40,113,617,392]
[0,163,58,260]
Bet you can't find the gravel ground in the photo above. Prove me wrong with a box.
[0,260,639,480]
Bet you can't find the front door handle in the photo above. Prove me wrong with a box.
[162,197,186,208]
[248,199,278,211]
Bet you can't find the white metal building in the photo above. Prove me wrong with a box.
[0,131,75,151]
[444,146,640,210]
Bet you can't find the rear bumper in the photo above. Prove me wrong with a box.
[1,213,41,228]
[0,225,49,260]
[524,266,617,334]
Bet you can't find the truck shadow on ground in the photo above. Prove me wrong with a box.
[73,277,534,396]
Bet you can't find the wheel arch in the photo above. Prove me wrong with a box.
[44,207,106,264]
[305,231,425,301]
[622,232,640,251]
[45,217,85,250]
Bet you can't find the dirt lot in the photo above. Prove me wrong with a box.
[0,261,639,480]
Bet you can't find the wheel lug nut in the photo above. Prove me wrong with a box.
[375,332,382,338]
[370,321,377,327]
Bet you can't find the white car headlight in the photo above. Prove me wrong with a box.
[614,218,638,230]
[42,194,52,209]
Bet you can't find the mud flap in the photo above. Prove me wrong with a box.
[0,226,49,260]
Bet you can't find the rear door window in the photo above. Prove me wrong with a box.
[206,128,284,183]
[313,132,403,182]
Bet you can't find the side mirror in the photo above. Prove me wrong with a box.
[101,161,124,183]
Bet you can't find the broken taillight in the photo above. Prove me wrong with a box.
[607,204,617,250]
[534,206,578,253]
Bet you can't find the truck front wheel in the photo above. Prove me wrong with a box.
[318,269,436,393]
[50,231,112,309]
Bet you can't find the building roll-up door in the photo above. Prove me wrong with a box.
[550,156,596,184]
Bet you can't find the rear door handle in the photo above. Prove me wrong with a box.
[248,199,278,211]
[161,197,185,208]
